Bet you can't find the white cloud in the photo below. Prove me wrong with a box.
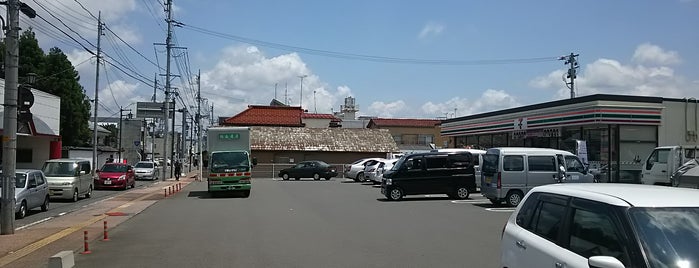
[201,45,353,117]
[531,44,693,100]
[98,80,146,116]
[366,100,408,118]
[66,49,94,75]
[418,22,445,39]
[632,43,681,65]
[419,89,520,118]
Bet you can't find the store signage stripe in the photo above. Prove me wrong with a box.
[442,119,512,131]
[527,108,660,120]
[528,113,661,125]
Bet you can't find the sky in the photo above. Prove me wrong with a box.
[10,0,699,125]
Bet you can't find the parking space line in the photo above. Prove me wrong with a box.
[15,217,54,231]
[485,208,516,212]
[450,200,490,204]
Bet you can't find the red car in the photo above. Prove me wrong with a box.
[95,163,136,190]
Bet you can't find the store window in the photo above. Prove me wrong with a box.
[493,133,508,147]
[479,135,493,149]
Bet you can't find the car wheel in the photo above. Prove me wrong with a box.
[241,190,250,198]
[16,201,28,219]
[506,190,524,207]
[122,182,129,191]
[453,186,470,200]
[386,187,403,201]
[282,173,289,180]
[357,172,365,182]
[72,189,79,202]
[41,196,50,212]
[489,198,503,206]
[85,185,92,198]
[313,173,320,181]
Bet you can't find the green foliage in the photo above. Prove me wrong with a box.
[1,29,94,146]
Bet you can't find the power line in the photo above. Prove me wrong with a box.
[34,13,95,55]
[40,0,96,31]
[181,23,560,65]
[104,25,164,70]
[32,0,96,49]
[19,16,84,50]
[103,67,122,108]
[103,58,155,88]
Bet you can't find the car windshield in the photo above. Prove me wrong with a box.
[101,165,128,173]
[135,162,154,168]
[390,157,407,171]
[628,207,699,268]
[42,162,79,177]
[210,152,250,173]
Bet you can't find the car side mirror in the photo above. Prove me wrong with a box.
[588,256,625,268]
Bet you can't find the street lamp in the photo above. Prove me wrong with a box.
[298,75,307,108]
[118,108,131,163]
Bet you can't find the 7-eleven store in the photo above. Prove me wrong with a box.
[441,94,699,183]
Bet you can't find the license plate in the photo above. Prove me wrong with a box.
[485,177,492,183]
[104,180,112,185]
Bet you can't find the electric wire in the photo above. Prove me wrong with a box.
[181,23,560,65]
[32,0,96,49]
[34,13,95,55]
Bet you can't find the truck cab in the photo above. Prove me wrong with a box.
[642,145,699,185]
[205,127,257,197]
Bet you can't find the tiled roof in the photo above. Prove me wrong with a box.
[251,126,399,152]
[301,113,341,121]
[223,105,304,127]
[368,118,442,128]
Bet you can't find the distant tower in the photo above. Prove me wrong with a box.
[340,96,359,120]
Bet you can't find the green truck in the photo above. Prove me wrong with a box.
[204,127,257,197]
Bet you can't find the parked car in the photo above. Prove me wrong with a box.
[345,158,384,182]
[381,151,476,201]
[367,159,399,184]
[278,160,338,181]
[42,159,93,202]
[95,163,136,190]
[480,147,594,207]
[0,169,50,219]
[501,183,699,268]
[134,161,159,180]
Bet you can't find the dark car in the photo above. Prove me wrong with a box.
[278,160,338,181]
[95,163,136,190]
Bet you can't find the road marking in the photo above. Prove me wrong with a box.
[450,200,490,204]
[58,212,67,216]
[15,217,53,231]
[485,208,516,212]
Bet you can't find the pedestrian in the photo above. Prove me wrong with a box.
[106,154,114,164]
[175,160,182,181]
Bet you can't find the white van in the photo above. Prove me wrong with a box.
[42,159,93,202]
[431,148,486,188]
[480,147,594,206]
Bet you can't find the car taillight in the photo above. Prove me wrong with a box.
[497,172,502,189]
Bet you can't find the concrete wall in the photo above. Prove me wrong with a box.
[381,126,444,148]
[302,118,331,128]
[252,150,386,165]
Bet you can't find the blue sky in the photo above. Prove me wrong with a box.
[15,0,699,122]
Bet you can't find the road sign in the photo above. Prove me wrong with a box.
[136,101,175,119]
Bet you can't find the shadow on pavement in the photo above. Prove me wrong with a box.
[187,190,249,199]
[471,203,510,209]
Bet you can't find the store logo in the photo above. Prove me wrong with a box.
[514,117,528,130]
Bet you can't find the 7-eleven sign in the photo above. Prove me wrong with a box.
[514,117,528,130]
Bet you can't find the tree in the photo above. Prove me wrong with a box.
[1,29,94,146]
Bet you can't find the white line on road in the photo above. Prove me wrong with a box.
[57,212,67,216]
[485,208,516,212]
[450,200,490,204]
[15,217,53,231]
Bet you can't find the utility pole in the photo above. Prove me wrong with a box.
[161,0,173,181]
[180,108,187,167]
[189,115,193,172]
[559,53,579,99]
[118,107,129,162]
[197,69,203,180]
[210,104,214,125]
[2,0,35,235]
[170,93,177,178]
[298,75,307,108]
[92,11,103,176]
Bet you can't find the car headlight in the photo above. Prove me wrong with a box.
[386,179,392,185]
[118,175,126,180]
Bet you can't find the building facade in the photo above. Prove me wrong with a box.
[441,94,699,183]
[367,118,443,153]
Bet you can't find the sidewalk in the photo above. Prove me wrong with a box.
[0,170,201,268]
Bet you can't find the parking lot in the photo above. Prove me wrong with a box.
[75,177,513,267]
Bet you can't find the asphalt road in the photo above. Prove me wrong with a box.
[14,177,162,230]
[76,178,513,268]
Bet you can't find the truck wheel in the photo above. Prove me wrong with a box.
[385,187,403,201]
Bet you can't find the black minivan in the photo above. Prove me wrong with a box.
[380,152,476,201]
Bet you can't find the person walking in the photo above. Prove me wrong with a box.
[174,160,182,181]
